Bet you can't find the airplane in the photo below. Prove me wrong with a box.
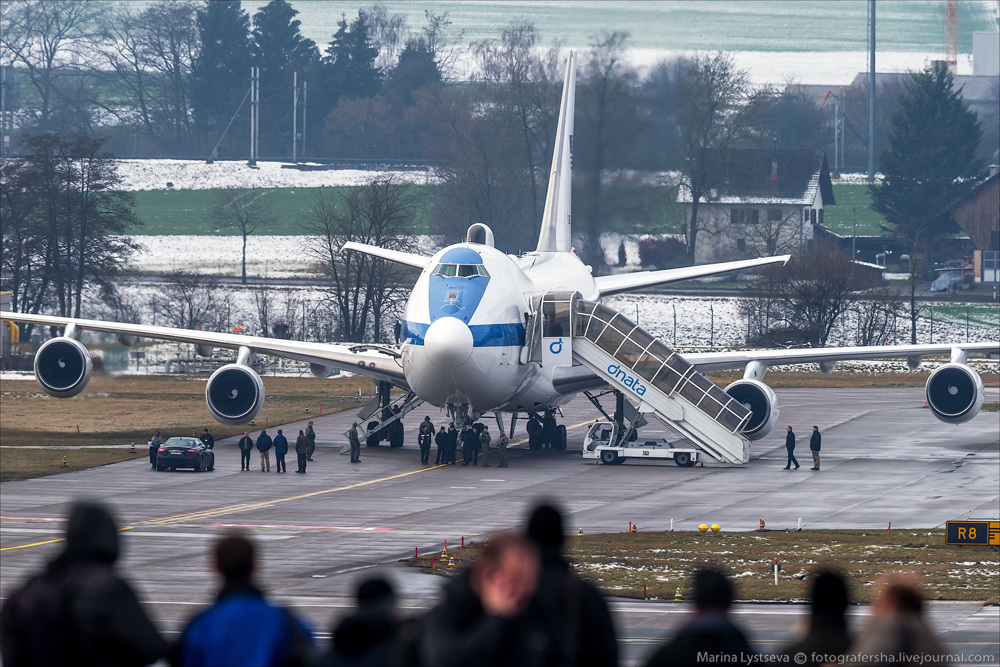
[2,51,997,463]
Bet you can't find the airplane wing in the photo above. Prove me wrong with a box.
[684,342,1000,374]
[594,255,791,296]
[341,241,433,269]
[0,311,407,387]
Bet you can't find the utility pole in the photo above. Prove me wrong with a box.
[302,81,307,160]
[249,67,259,167]
[867,0,876,181]
[292,71,298,162]
[852,207,857,259]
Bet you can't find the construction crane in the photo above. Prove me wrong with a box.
[946,0,958,71]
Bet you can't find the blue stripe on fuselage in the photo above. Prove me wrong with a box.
[403,321,525,347]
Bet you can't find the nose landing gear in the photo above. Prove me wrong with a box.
[526,410,567,450]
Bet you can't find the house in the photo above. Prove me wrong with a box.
[946,167,999,283]
[677,149,836,263]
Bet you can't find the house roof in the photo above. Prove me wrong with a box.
[677,149,835,207]
[847,72,999,103]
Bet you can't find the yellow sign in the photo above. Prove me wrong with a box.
[946,521,999,545]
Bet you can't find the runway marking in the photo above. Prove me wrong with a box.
[207,522,392,532]
[0,516,66,523]
[0,526,133,552]
[481,479,506,482]
[449,486,476,489]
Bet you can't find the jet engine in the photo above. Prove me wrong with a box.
[205,363,265,425]
[725,379,779,441]
[34,337,93,398]
[925,363,984,425]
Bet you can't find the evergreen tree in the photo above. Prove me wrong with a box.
[322,13,381,110]
[251,0,319,156]
[385,38,441,107]
[190,0,254,156]
[870,62,982,342]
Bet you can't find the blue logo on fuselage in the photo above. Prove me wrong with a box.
[607,363,647,396]
[549,338,563,354]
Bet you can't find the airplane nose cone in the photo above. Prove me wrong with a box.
[423,317,473,368]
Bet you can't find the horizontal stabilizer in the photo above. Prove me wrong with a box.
[595,255,790,296]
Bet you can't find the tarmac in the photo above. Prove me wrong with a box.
[1,386,998,664]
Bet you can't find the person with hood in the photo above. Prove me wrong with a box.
[778,571,852,667]
[174,534,314,667]
[273,429,289,473]
[523,503,618,667]
[256,429,273,472]
[418,416,434,442]
[305,421,317,461]
[149,430,162,470]
[238,432,254,471]
[295,429,309,473]
[324,578,401,667]
[435,426,449,465]
[418,426,432,465]
[644,568,750,667]
[447,423,459,465]
[1,502,167,667]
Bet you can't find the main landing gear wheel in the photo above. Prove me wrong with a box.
[555,424,567,450]
[389,420,404,448]
[674,452,693,467]
[366,421,380,447]
[600,450,621,465]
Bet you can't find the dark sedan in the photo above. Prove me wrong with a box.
[156,437,215,472]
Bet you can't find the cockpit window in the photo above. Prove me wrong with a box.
[433,263,489,278]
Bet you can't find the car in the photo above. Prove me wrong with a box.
[156,437,215,472]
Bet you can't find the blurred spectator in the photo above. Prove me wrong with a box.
[645,568,750,667]
[324,577,401,667]
[778,571,852,667]
[418,533,540,667]
[523,502,619,667]
[173,534,313,667]
[850,574,948,666]
[0,502,167,667]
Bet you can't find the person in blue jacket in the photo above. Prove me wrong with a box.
[174,534,313,667]
[272,430,288,473]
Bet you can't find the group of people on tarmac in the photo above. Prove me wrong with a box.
[236,421,317,473]
[414,416,509,468]
[1,500,951,667]
[784,425,823,471]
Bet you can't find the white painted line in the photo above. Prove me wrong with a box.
[449,486,476,489]
[481,479,506,482]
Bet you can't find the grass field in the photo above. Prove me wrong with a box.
[822,184,888,237]
[410,529,1000,603]
[0,374,375,481]
[928,304,1000,330]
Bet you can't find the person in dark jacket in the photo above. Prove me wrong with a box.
[305,422,317,461]
[256,430,273,472]
[784,426,800,470]
[295,430,309,473]
[238,432,254,471]
[1,502,167,667]
[461,428,478,466]
[809,426,822,470]
[418,533,540,667]
[324,578,401,667]
[778,571,852,667]
[273,429,289,473]
[447,424,458,465]
[418,427,432,465]
[523,503,619,667]
[149,430,162,470]
[435,427,448,465]
[348,423,362,463]
[174,534,313,667]
[199,428,214,449]
[645,569,751,667]
[480,425,492,467]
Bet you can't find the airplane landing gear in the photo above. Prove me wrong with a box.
[526,410,566,450]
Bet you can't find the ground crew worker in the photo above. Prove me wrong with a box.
[348,423,361,463]
[526,415,542,449]
[305,421,316,461]
[273,429,288,473]
[419,416,434,442]
[238,432,253,471]
[200,428,215,449]
[419,427,432,465]
[480,425,492,467]
[461,428,476,466]
[149,430,162,470]
[809,426,822,471]
[447,423,458,464]
[435,426,448,465]
[256,429,273,472]
[497,432,509,468]
[295,429,309,473]
[784,426,799,470]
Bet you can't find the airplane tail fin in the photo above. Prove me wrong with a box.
[535,50,576,254]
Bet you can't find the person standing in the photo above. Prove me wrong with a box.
[256,430,273,472]
[393,320,402,344]
[200,428,215,450]
[778,571,852,667]
[419,416,434,443]
[418,427,432,465]
[784,426,799,470]
[295,430,309,473]
[435,426,448,465]
[447,423,458,465]
[810,426,822,471]
[238,432,254,471]
[348,423,362,463]
[497,432,509,468]
[461,428,476,466]
[149,430,162,470]
[305,421,316,461]
[480,426,492,468]
[273,429,288,473]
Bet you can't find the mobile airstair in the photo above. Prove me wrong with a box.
[532,292,752,464]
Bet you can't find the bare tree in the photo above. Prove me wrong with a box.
[210,189,277,285]
[306,176,418,342]
[155,270,222,330]
[360,3,407,70]
[855,286,902,346]
[740,207,805,257]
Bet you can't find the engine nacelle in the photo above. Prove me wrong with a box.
[925,363,984,425]
[725,379,779,441]
[205,363,265,426]
[34,337,93,398]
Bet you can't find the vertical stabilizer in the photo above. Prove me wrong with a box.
[536,50,576,253]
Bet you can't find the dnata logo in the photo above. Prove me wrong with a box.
[607,363,647,396]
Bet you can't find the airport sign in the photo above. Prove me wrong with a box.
[945,520,1000,545]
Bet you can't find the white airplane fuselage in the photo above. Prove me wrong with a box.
[400,242,599,417]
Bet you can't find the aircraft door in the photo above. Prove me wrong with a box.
[540,292,576,367]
